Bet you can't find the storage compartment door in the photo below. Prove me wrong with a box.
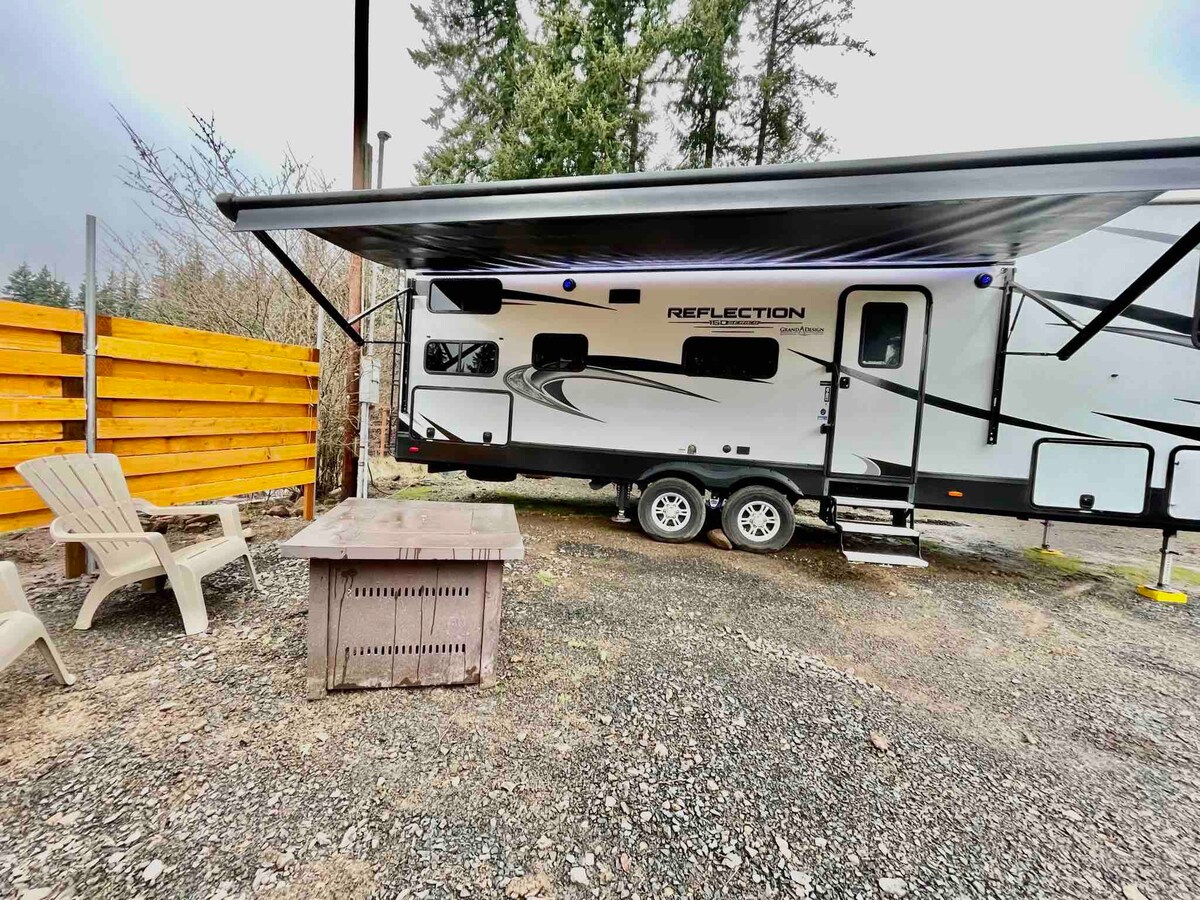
[412,388,511,445]
[1169,447,1200,520]
[1031,440,1151,514]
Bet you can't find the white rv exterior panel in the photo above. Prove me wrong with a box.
[1169,448,1200,520]
[412,388,512,446]
[1031,442,1150,514]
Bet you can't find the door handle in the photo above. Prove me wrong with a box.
[838,375,850,389]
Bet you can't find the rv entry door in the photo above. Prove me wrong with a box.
[828,288,930,481]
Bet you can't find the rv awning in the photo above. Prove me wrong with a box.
[216,138,1200,272]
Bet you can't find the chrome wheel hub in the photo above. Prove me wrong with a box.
[651,491,692,532]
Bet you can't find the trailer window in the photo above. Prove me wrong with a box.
[429,278,503,314]
[858,302,907,368]
[424,340,498,376]
[682,336,778,380]
[532,333,588,372]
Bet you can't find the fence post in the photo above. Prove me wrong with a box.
[64,215,98,579]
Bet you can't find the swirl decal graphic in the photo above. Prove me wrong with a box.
[503,365,715,422]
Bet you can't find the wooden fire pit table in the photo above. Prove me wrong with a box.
[280,498,524,699]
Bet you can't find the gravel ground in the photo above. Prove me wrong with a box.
[1,473,1198,900]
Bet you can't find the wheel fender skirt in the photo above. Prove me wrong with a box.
[636,462,802,499]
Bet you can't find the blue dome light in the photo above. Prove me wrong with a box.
[974,273,994,288]
[562,278,577,292]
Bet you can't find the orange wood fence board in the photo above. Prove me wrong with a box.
[136,468,316,508]
[0,299,83,334]
[0,422,64,442]
[0,440,87,468]
[98,376,317,405]
[98,431,314,457]
[105,399,313,420]
[98,416,318,439]
[0,375,66,398]
[0,325,66,353]
[0,398,85,421]
[98,336,319,377]
[106,359,315,390]
[0,348,85,378]
[102,317,316,361]
[118,443,316,477]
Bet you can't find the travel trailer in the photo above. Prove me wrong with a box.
[217,139,1200,579]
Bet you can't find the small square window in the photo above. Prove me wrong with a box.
[424,340,498,376]
[532,333,588,372]
[858,302,907,368]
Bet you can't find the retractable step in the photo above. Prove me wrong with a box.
[828,495,926,568]
[831,496,912,511]
[842,549,928,568]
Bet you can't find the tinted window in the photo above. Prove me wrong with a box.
[682,337,778,380]
[424,340,498,376]
[532,333,588,372]
[858,302,907,368]
[429,278,502,314]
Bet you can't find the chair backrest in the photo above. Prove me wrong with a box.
[0,561,33,616]
[16,454,145,563]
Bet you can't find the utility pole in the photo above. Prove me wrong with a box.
[340,0,370,498]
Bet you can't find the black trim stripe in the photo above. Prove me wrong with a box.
[1095,413,1200,442]
[1036,289,1191,336]
[792,351,1094,438]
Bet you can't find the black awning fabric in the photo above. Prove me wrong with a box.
[217,138,1200,271]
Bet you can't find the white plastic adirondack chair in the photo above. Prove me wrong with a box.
[17,454,260,635]
[0,560,75,685]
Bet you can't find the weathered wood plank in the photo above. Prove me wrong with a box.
[106,399,313,419]
[117,443,316,477]
[0,299,84,334]
[97,431,313,456]
[0,349,84,378]
[97,416,317,439]
[135,468,316,507]
[0,325,64,353]
[107,359,315,390]
[98,336,319,377]
[101,317,315,361]
[97,376,317,405]
[125,458,311,493]
[0,487,48,515]
[0,508,53,531]
[0,398,86,422]
[0,422,63,441]
[0,375,65,398]
[0,440,86,468]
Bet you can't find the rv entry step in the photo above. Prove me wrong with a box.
[830,496,927,568]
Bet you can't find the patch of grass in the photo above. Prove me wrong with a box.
[1023,548,1085,574]
[1111,563,1200,587]
[391,485,435,500]
[536,570,556,586]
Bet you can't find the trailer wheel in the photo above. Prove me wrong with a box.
[721,485,795,553]
[637,478,706,543]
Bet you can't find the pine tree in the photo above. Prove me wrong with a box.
[740,0,869,166]
[410,0,528,183]
[3,263,35,302]
[671,0,750,169]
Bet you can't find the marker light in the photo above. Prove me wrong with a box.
[947,490,964,498]
[974,273,994,288]
[562,278,577,292]
[408,445,420,454]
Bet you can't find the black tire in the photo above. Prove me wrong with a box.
[721,485,796,553]
[637,477,706,543]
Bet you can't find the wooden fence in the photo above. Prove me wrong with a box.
[0,298,318,535]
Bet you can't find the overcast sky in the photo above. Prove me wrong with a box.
[1,0,1197,285]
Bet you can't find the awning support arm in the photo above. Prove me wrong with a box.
[348,288,407,325]
[1057,218,1200,360]
[251,230,364,346]
[1009,282,1084,331]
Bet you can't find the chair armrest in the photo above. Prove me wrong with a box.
[48,517,171,547]
[131,499,243,539]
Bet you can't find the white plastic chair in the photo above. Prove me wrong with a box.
[0,561,75,685]
[17,453,260,635]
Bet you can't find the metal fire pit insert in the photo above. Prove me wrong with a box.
[280,498,524,699]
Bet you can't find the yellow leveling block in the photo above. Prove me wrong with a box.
[1031,547,1063,557]
[1137,584,1187,604]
